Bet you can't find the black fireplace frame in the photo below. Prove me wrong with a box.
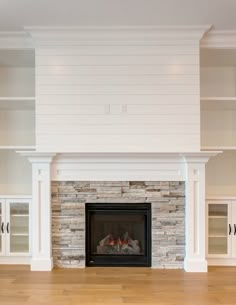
[86,203,151,267]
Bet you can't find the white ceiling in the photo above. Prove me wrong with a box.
[0,0,236,31]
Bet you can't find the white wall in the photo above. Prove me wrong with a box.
[206,151,236,196]
[0,150,32,195]
[0,67,35,97]
[33,28,203,153]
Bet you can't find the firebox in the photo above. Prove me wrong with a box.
[86,203,151,267]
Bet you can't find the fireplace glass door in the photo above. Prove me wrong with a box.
[86,203,151,267]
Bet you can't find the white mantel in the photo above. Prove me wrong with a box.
[19,151,219,272]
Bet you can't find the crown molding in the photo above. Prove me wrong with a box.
[0,31,33,49]
[25,25,211,46]
[201,30,236,48]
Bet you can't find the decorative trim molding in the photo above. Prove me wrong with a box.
[201,30,236,48]
[25,26,211,46]
[1,27,236,49]
[0,31,33,49]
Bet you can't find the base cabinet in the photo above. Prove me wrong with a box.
[207,199,236,265]
[0,197,31,264]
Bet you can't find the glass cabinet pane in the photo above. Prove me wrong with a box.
[208,237,228,254]
[208,218,228,236]
[9,202,29,253]
[209,204,228,216]
[208,203,228,255]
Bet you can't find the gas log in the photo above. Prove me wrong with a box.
[96,232,141,255]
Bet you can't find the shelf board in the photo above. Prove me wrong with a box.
[201,146,236,151]
[208,235,227,238]
[201,97,236,101]
[10,233,29,236]
[208,216,228,219]
[0,97,35,110]
[11,214,29,217]
[0,146,35,150]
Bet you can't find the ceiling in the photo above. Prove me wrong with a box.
[0,0,236,31]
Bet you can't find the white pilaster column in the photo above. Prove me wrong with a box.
[183,153,218,272]
[21,153,56,271]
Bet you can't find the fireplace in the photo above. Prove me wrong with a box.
[86,203,151,267]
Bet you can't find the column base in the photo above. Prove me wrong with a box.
[31,258,54,271]
[184,258,208,272]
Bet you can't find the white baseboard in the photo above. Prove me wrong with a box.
[0,256,31,265]
[207,258,236,266]
[184,258,208,272]
[31,257,54,271]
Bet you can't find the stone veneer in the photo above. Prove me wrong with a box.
[51,181,185,268]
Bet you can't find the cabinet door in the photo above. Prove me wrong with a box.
[231,203,236,258]
[0,200,6,255]
[6,200,30,256]
[207,202,231,258]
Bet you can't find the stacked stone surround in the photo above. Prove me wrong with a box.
[51,181,185,268]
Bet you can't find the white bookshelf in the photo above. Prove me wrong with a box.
[0,49,35,197]
[201,48,236,200]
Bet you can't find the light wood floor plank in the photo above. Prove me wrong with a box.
[0,266,235,305]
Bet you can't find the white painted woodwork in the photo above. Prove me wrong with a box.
[206,198,236,266]
[184,155,211,272]
[26,154,55,271]
[0,196,31,264]
[51,153,186,182]
[27,26,209,153]
[20,151,215,272]
[0,150,32,195]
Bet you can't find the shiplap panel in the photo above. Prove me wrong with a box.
[35,39,201,152]
[36,134,199,152]
[37,84,199,95]
[37,114,199,125]
[37,95,199,105]
[37,124,199,135]
[36,55,199,66]
[37,104,199,115]
[35,65,199,76]
[36,45,199,56]
[36,74,199,85]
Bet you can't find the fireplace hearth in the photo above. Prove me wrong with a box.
[86,203,151,267]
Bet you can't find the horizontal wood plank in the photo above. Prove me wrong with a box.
[36,94,199,105]
[37,84,199,95]
[36,65,199,75]
[36,45,199,56]
[37,114,199,125]
[37,104,199,115]
[36,55,199,66]
[36,74,199,85]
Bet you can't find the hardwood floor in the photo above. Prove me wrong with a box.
[0,266,236,305]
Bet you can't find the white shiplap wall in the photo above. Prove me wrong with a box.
[31,27,207,152]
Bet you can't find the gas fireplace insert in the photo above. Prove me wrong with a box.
[86,203,151,267]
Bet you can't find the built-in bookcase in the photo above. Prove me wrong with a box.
[0,49,35,196]
[201,49,236,264]
[201,49,236,198]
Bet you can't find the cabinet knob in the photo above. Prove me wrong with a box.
[234,224,236,236]
[6,222,9,234]
[1,222,4,234]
